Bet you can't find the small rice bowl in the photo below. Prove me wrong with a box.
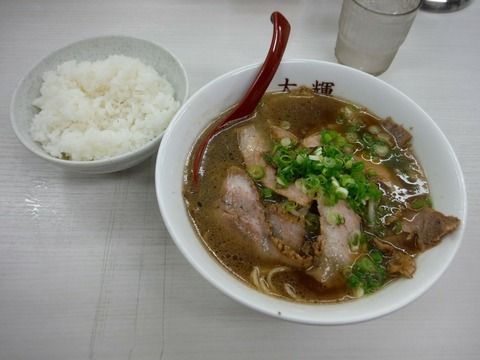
[30,55,180,160]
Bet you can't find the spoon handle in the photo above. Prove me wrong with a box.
[193,12,291,183]
[217,11,290,127]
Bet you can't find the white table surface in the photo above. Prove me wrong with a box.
[1,1,479,359]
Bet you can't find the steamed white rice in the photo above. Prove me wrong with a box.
[30,55,180,161]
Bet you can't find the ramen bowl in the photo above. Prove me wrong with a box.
[155,59,466,324]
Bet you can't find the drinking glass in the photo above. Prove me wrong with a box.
[335,0,422,76]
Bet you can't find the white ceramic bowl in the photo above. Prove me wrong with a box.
[155,59,466,324]
[11,35,188,174]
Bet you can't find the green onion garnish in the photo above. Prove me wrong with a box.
[368,125,381,135]
[411,196,433,210]
[327,210,345,226]
[247,165,265,180]
[266,129,382,213]
[373,143,390,157]
[260,187,273,199]
[346,132,358,143]
[280,137,292,147]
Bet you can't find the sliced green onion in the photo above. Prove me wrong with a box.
[366,169,377,177]
[323,157,336,168]
[283,200,298,213]
[266,128,386,216]
[411,196,433,210]
[340,175,355,188]
[261,187,273,199]
[346,272,360,288]
[362,133,375,146]
[373,143,390,157]
[327,210,345,226]
[280,121,291,130]
[352,286,365,298]
[347,254,386,295]
[335,187,349,199]
[295,154,305,164]
[276,176,288,187]
[368,125,381,135]
[348,232,362,252]
[370,249,383,264]
[277,154,293,167]
[345,132,358,144]
[331,177,340,188]
[280,137,292,147]
[356,256,377,273]
[339,105,356,120]
[321,131,334,144]
[247,165,265,180]
[351,161,365,172]
[304,175,321,192]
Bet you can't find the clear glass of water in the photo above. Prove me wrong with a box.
[335,0,422,76]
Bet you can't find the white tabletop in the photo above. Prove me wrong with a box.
[1,1,479,359]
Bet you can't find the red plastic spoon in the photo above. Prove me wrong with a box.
[192,11,291,183]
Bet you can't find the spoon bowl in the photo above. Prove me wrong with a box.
[192,11,290,182]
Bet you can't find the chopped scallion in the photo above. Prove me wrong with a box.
[348,232,362,252]
[266,129,382,215]
[346,132,358,143]
[247,165,265,180]
[261,187,273,199]
[335,186,349,199]
[368,125,381,135]
[280,137,292,147]
[327,210,345,226]
[283,200,298,213]
[411,196,433,210]
[276,176,287,187]
[373,143,390,157]
[323,157,336,168]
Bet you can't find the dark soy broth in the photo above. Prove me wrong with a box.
[183,88,457,303]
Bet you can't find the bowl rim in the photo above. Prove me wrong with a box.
[155,58,467,324]
[10,35,189,168]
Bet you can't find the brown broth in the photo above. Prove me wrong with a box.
[184,88,429,303]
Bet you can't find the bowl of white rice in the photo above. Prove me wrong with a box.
[10,35,188,173]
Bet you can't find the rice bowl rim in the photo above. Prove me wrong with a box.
[10,35,189,168]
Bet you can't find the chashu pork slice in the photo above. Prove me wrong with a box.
[269,125,299,144]
[301,132,321,148]
[266,203,305,253]
[402,207,460,251]
[308,198,361,287]
[219,166,308,268]
[237,124,311,207]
